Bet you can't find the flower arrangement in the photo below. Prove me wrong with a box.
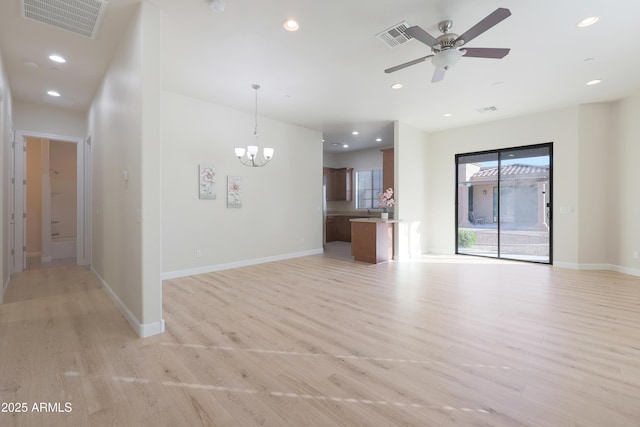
[377,187,395,212]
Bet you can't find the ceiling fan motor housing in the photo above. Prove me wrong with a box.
[433,33,460,53]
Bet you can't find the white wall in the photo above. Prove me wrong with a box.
[161,90,323,278]
[427,107,580,264]
[610,90,640,274]
[13,101,86,138]
[577,103,612,265]
[324,146,388,170]
[87,3,163,337]
[0,50,13,300]
[396,121,428,258]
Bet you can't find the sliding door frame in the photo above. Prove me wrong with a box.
[455,142,553,264]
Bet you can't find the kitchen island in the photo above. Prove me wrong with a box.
[349,218,400,264]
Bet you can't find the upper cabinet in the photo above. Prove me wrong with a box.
[381,148,394,191]
[324,167,353,201]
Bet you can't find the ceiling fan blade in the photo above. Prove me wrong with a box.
[462,47,510,59]
[455,8,511,45]
[432,67,446,83]
[384,55,434,74]
[405,25,439,47]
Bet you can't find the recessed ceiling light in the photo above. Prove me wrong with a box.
[391,83,403,89]
[352,131,359,135]
[283,18,299,31]
[376,138,382,142]
[47,90,61,97]
[578,16,599,27]
[331,142,340,146]
[343,144,349,148]
[491,81,504,86]
[584,57,595,62]
[49,54,66,63]
[586,79,602,86]
[209,0,225,12]
[443,113,452,117]
[23,61,38,68]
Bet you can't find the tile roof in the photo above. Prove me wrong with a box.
[471,164,549,181]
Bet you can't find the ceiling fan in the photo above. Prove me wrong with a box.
[384,8,512,83]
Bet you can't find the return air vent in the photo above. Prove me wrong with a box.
[376,21,412,48]
[476,106,498,114]
[20,0,109,39]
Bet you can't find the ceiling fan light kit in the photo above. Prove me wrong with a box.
[432,48,463,70]
[384,7,512,83]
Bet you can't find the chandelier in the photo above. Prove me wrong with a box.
[234,84,274,167]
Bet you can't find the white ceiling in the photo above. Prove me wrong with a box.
[1,0,640,153]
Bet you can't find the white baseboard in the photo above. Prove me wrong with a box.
[609,264,640,277]
[551,261,640,277]
[162,248,324,281]
[90,266,165,338]
[1,275,9,304]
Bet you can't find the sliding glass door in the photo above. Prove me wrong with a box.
[456,143,552,264]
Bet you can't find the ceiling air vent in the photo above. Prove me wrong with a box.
[476,106,498,114]
[20,0,109,39]
[376,21,412,48]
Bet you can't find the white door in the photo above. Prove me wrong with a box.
[12,133,26,273]
[83,137,92,266]
[9,140,15,273]
[14,131,86,271]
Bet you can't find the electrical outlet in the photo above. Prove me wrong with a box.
[196,249,202,258]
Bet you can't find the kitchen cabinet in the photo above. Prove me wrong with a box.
[325,215,360,242]
[325,216,342,242]
[381,148,394,192]
[323,167,353,201]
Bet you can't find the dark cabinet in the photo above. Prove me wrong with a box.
[381,148,394,193]
[325,216,342,242]
[323,167,353,201]
[325,215,359,242]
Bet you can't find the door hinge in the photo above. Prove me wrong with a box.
[23,146,26,152]
[11,249,14,256]
[23,246,26,252]
[11,177,14,184]
[12,141,17,148]
[23,213,27,219]
[23,179,26,185]
[10,213,14,220]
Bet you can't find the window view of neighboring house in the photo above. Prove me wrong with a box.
[468,163,550,227]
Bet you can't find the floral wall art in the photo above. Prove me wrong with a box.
[199,165,216,199]
[227,175,242,208]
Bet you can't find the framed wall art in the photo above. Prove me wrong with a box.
[199,165,216,199]
[227,175,242,208]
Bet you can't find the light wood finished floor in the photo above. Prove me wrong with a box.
[1,256,640,426]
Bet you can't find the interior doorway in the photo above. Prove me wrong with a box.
[25,138,78,267]
[456,143,553,264]
[13,130,86,272]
